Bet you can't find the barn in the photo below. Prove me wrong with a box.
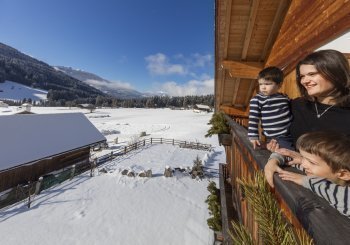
[0,113,106,192]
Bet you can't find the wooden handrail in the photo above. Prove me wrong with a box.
[222,115,350,244]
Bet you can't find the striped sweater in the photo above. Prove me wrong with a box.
[248,93,292,140]
[302,176,350,218]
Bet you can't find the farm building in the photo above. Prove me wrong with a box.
[214,0,350,244]
[0,113,106,192]
[0,101,9,108]
[194,104,212,112]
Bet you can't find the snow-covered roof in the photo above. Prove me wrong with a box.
[195,104,211,110]
[0,113,106,171]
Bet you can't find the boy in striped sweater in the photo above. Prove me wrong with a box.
[248,66,293,149]
[278,131,350,218]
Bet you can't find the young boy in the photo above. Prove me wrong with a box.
[248,66,292,149]
[278,131,350,218]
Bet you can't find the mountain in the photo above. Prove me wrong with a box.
[54,66,143,99]
[0,42,105,101]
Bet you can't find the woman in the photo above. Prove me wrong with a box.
[264,49,350,187]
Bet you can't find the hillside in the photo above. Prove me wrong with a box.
[0,42,105,101]
[55,66,143,99]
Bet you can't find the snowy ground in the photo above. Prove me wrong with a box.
[0,107,226,245]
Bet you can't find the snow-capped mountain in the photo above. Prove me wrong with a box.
[55,66,143,99]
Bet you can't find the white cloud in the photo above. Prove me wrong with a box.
[86,79,134,90]
[145,53,186,75]
[191,53,212,67]
[156,78,214,96]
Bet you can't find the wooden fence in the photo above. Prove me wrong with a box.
[95,137,212,166]
[0,138,212,209]
[220,115,350,245]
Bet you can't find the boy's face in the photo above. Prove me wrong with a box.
[258,79,280,96]
[299,149,338,182]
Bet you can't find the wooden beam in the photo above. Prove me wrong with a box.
[260,0,291,61]
[231,78,241,105]
[244,80,257,106]
[220,69,228,106]
[221,60,263,79]
[266,0,350,74]
[219,105,249,117]
[242,0,261,59]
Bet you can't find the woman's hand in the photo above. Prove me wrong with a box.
[278,169,304,186]
[264,158,282,188]
[275,148,302,165]
[266,139,279,152]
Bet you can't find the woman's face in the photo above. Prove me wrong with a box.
[299,64,335,102]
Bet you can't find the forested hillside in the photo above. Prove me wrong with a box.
[0,42,105,102]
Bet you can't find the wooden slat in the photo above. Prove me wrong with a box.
[241,0,261,59]
[222,60,263,79]
[223,0,233,58]
[266,0,350,74]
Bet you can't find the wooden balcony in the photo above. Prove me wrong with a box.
[219,115,350,245]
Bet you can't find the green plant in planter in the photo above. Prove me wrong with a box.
[205,112,230,137]
[206,181,222,232]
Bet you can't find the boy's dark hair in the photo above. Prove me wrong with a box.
[296,49,350,107]
[257,66,284,84]
[296,131,350,172]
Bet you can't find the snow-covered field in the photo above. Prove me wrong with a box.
[0,107,225,245]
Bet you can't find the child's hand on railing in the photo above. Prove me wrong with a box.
[250,139,261,149]
[266,139,279,152]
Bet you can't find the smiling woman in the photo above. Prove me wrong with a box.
[264,49,350,187]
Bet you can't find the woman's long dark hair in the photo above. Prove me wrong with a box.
[296,50,350,106]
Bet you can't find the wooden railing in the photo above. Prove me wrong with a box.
[220,115,350,245]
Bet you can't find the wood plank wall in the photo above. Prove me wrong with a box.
[0,148,90,192]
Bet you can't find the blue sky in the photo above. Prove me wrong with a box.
[0,0,215,95]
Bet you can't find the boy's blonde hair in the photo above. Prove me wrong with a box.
[296,131,350,172]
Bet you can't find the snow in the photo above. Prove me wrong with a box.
[0,80,48,102]
[0,107,225,245]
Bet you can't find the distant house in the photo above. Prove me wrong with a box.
[194,104,212,113]
[0,101,9,108]
[15,103,34,114]
[0,113,106,192]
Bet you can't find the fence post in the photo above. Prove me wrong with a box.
[70,164,76,180]
[124,146,127,154]
[27,181,31,208]
[111,151,114,158]
[35,177,43,195]
[197,142,199,149]
[143,139,145,146]
[172,139,174,145]
[161,138,163,144]
[90,159,97,177]
[151,138,153,144]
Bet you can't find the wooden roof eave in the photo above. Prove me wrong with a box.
[266,0,350,74]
